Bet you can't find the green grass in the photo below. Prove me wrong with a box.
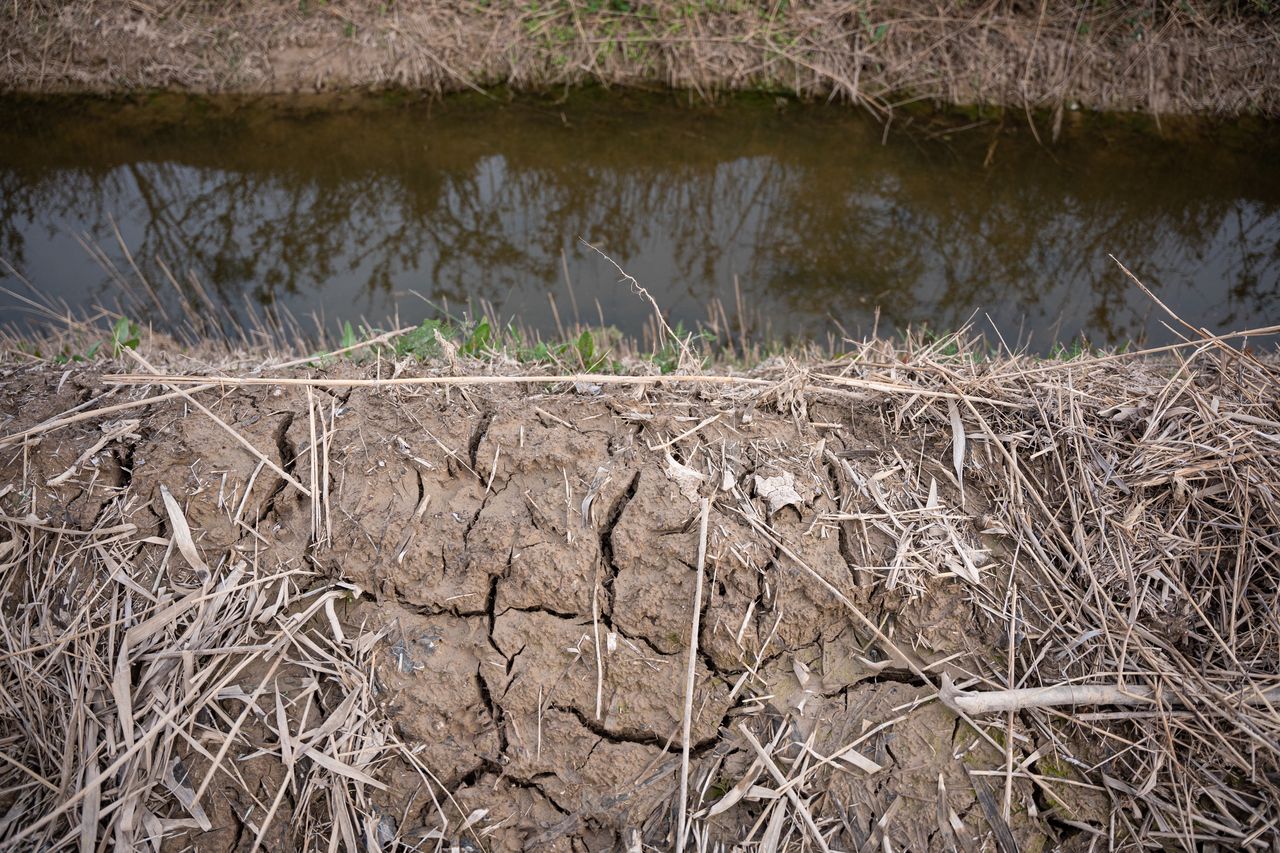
[326,317,630,372]
[10,306,1150,373]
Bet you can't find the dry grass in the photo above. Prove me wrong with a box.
[0,501,428,848]
[3,0,1279,116]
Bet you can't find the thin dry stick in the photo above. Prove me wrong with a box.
[113,370,766,389]
[579,238,692,368]
[648,413,721,452]
[307,386,319,543]
[592,583,604,721]
[676,497,711,853]
[1110,254,1276,375]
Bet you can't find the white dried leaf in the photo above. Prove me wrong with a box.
[302,747,388,790]
[948,399,966,503]
[704,763,763,818]
[945,526,987,586]
[753,472,804,515]
[664,452,705,503]
[835,747,883,774]
[746,785,782,800]
[160,485,210,581]
[792,657,811,688]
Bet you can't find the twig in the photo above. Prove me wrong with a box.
[940,673,1280,715]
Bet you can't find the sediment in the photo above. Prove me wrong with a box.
[3,0,1279,115]
[0,340,1277,849]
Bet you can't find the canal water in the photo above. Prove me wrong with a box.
[2,92,1278,351]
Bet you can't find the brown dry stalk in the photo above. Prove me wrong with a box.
[108,369,1025,407]
[675,497,710,852]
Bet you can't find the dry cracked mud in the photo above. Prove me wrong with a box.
[0,365,1082,851]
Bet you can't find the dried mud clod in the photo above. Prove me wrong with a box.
[1,347,1278,851]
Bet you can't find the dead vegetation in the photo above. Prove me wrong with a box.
[3,0,1279,116]
[0,310,1277,849]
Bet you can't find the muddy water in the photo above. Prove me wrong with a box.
[1,92,1278,350]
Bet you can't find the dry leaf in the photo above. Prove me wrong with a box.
[948,399,966,504]
[703,760,763,818]
[753,472,804,515]
[664,452,705,503]
[159,484,210,581]
[834,747,883,774]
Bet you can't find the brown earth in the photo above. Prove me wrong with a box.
[3,0,1279,116]
[0,363,1062,850]
[0,346,1276,850]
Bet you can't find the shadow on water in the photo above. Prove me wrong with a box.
[1,91,1278,351]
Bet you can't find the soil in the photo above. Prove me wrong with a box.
[3,0,1278,116]
[0,363,1084,850]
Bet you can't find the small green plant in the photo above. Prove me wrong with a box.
[54,317,140,364]
[339,320,360,351]
[1048,339,1088,360]
[459,319,493,357]
[53,342,100,365]
[110,318,141,356]
[393,320,447,360]
[313,317,629,372]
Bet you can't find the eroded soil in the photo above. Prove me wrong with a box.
[0,365,1084,850]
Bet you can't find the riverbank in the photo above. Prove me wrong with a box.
[3,0,1279,116]
[1,328,1277,849]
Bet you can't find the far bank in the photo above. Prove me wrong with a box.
[2,0,1278,116]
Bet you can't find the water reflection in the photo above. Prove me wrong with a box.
[1,94,1277,349]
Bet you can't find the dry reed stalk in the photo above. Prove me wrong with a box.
[675,497,711,852]
[107,369,1027,408]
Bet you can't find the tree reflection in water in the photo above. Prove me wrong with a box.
[1,94,1277,350]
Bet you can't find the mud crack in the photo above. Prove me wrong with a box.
[475,664,509,756]
[466,410,493,474]
[550,703,722,753]
[256,411,297,524]
[598,470,640,626]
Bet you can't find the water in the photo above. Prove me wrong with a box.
[2,92,1278,351]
